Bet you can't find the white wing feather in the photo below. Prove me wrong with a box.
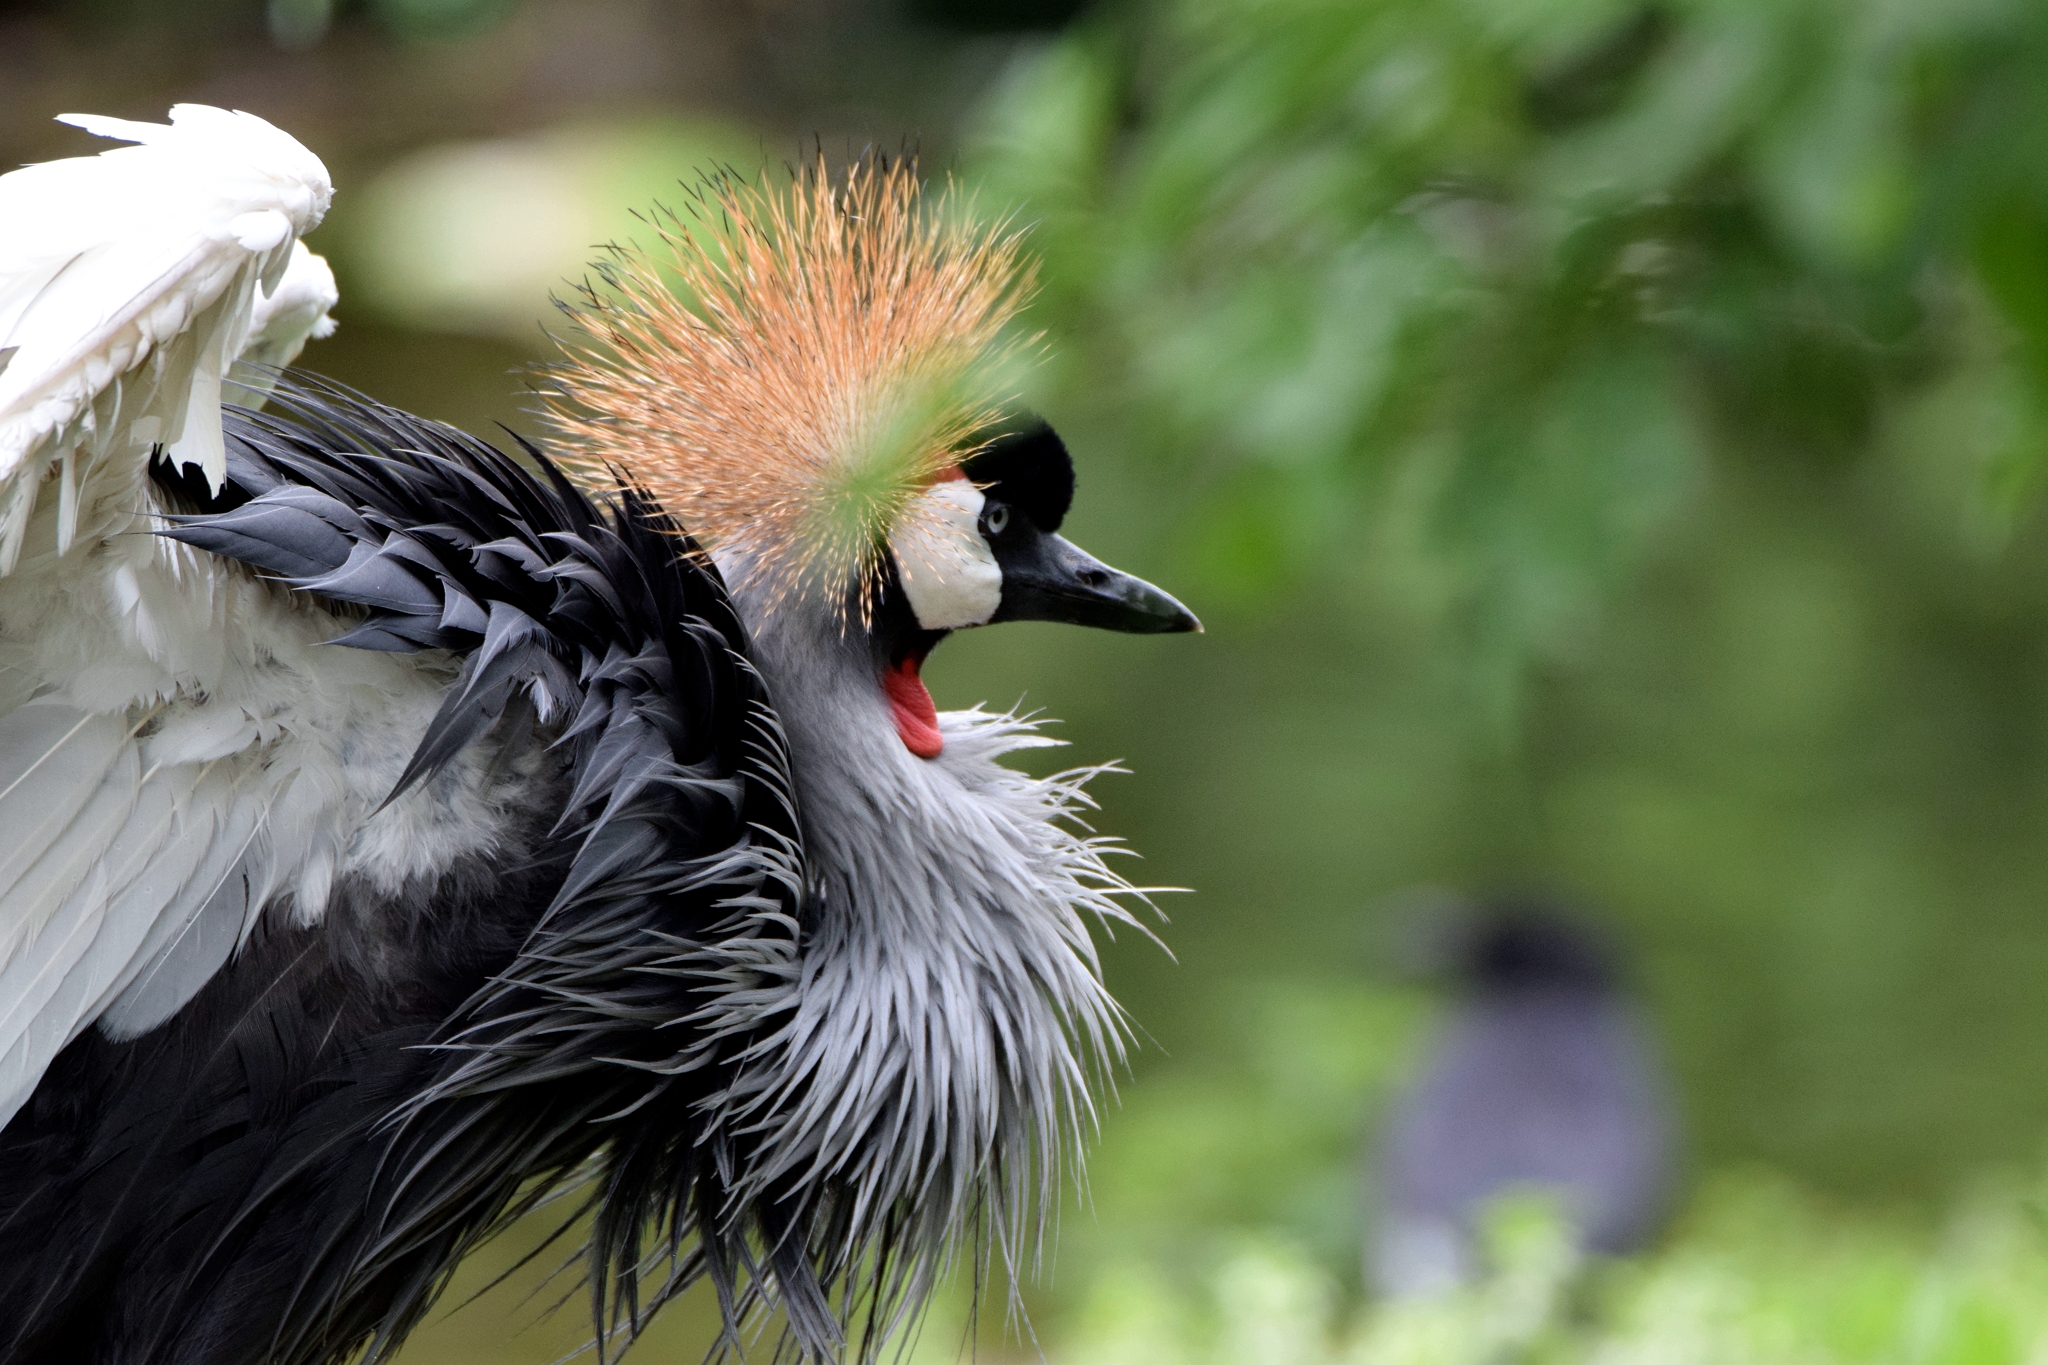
[0,109,508,1132]
[230,241,339,408]
[0,104,331,564]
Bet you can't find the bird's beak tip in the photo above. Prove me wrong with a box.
[1118,580,1202,635]
[990,532,1204,636]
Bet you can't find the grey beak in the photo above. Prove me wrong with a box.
[990,531,1202,634]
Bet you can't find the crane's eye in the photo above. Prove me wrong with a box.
[982,503,1011,538]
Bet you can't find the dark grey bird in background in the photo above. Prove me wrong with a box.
[1367,901,1676,1297]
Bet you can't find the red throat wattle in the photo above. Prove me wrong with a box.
[883,655,944,759]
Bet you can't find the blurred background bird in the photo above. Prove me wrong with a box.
[1367,899,1676,1298]
[0,105,1195,1365]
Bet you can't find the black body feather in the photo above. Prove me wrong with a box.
[0,383,848,1363]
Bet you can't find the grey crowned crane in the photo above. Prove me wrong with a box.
[0,107,1197,1364]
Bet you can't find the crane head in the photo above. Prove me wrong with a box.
[877,419,1196,755]
[547,153,1196,759]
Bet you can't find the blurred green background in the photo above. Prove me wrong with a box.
[21,0,2048,1358]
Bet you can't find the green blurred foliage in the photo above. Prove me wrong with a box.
[966,0,2048,719]
[1016,1169,2048,1365]
[330,116,763,341]
[887,0,2048,1206]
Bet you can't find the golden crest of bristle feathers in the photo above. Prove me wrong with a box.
[547,155,1036,623]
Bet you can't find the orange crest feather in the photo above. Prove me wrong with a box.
[547,155,1037,623]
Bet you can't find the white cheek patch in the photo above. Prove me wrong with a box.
[892,480,1002,630]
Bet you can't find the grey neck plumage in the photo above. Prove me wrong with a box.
[710,589,1144,1303]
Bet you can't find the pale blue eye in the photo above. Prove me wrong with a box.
[985,504,1010,536]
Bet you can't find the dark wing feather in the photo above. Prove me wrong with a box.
[196,384,822,1364]
[0,379,837,1365]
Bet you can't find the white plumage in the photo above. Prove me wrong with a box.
[232,241,340,403]
[0,109,489,1131]
[0,105,331,553]
[893,478,1003,629]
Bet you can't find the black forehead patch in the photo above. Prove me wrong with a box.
[961,420,1075,533]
